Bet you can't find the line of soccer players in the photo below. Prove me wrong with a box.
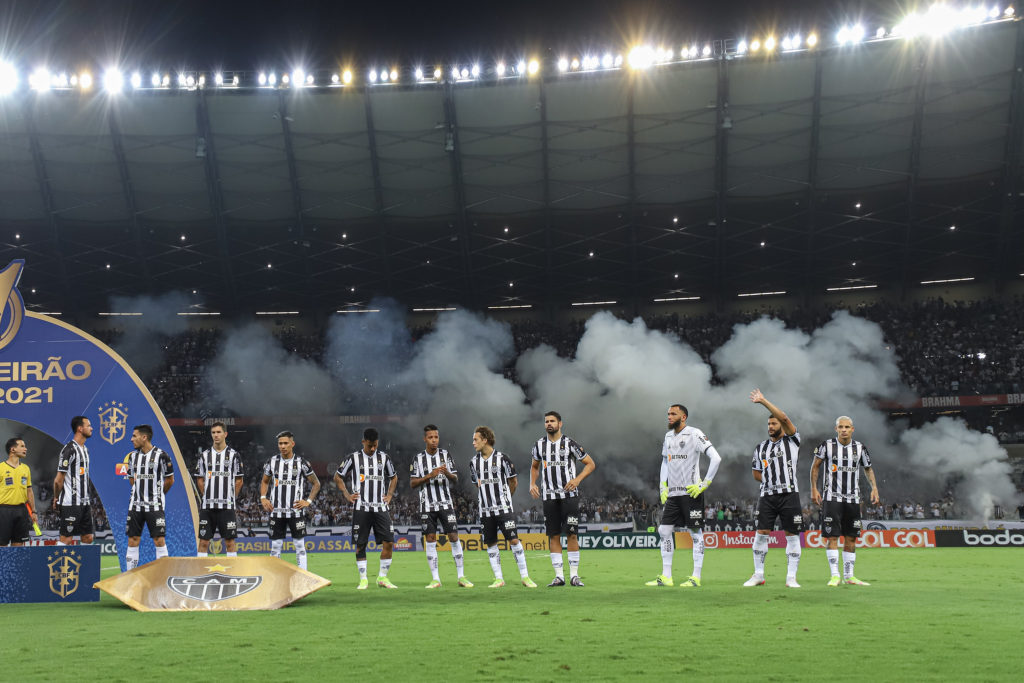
[35,388,879,589]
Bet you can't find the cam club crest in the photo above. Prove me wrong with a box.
[167,565,263,602]
[98,401,129,445]
[48,551,82,598]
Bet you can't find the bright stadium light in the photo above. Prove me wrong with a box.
[688,45,699,58]
[306,73,314,85]
[528,59,539,75]
[0,62,17,94]
[29,68,49,91]
[451,66,460,80]
[79,72,93,90]
[628,46,655,69]
[807,33,818,47]
[764,36,776,51]
[292,69,304,85]
[103,68,123,93]
[736,40,748,54]
[380,69,389,82]
[782,37,792,50]
[460,67,469,79]
[186,74,196,88]
[390,68,398,81]
[517,60,527,74]
[258,72,267,85]
[557,57,569,72]
[615,54,624,66]
[433,67,441,79]
[469,64,479,77]
[282,73,291,85]
[750,39,761,52]
[343,70,353,84]
[215,72,224,85]
[571,57,580,70]
[369,69,378,82]
[496,61,506,76]
[601,53,614,68]
[331,73,339,84]
[162,74,170,87]
[415,67,423,80]
[702,44,712,57]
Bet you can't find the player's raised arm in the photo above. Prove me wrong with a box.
[750,388,796,435]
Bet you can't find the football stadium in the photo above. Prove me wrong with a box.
[1,1,1023,680]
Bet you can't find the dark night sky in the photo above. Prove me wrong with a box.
[1,0,912,69]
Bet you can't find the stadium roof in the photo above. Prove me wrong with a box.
[2,17,1023,314]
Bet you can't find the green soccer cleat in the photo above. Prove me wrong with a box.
[357,578,369,590]
[645,574,674,587]
[845,576,870,586]
[376,576,398,589]
[488,578,506,588]
[678,576,701,587]
[827,576,841,587]
[521,576,538,588]
[457,577,475,588]
[425,580,442,589]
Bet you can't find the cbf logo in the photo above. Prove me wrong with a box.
[98,401,129,445]
[0,260,26,352]
[167,565,263,602]
[48,549,83,598]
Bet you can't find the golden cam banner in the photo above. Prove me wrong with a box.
[94,557,330,611]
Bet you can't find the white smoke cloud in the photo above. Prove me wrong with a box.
[108,291,192,376]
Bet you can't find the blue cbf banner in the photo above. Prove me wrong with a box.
[0,260,197,568]
[0,545,100,603]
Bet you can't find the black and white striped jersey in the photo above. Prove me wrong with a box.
[127,447,174,511]
[814,438,873,503]
[337,450,396,512]
[751,433,801,496]
[56,441,91,506]
[410,449,457,512]
[195,446,244,510]
[531,435,587,500]
[263,455,315,519]
[469,451,516,518]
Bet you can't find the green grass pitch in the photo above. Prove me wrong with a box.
[8,548,1021,681]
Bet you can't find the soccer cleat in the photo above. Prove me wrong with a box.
[785,578,801,588]
[488,578,506,588]
[357,578,369,590]
[376,576,398,589]
[827,576,841,587]
[845,576,870,586]
[457,577,475,588]
[425,580,442,589]
[645,574,674,587]
[547,577,566,587]
[678,576,701,587]
[569,576,584,587]
[522,576,538,588]
[742,574,765,587]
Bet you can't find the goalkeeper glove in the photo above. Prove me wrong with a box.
[659,482,669,504]
[685,479,712,498]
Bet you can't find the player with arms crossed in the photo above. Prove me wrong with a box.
[54,416,94,546]
[260,431,320,570]
[410,424,473,588]
[810,416,880,586]
[470,426,536,588]
[335,428,399,589]
[745,390,803,588]
[529,411,596,587]
[125,425,174,570]
[646,403,722,588]
[195,421,244,558]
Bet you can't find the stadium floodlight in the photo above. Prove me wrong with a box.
[1007,6,1016,17]
[614,54,624,66]
[0,62,17,95]
[528,59,539,75]
[343,70,353,84]
[282,73,291,85]
[451,66,460,80]
[688,45,699,58]
[750,39,761,51]
[415,67,423,80]
[178,72,187,87]
[130,72,141,89]
[469,64,479,78]
[989,4,1001,18]
[369,69,378,82]
[920,277,974,284]
[517,60,527,74]
[460,67,469,79]
[162,74,170,87]
[736,40,748,54]
[390,68,398,81]
[55,72,69,88]
[496,61,506,76]
[653,296,700,302]
[258,72,267,85]
[29,68,49,91]
[628,45,656,69]
[807,33,818,47]
[268,73,277,85]
[557,57,569,72]
[103,69,123,93]
[571,300,617,307]
[433,67,441,79]
[949,224,956,230]
[702,44,712,57]
[764,36,776,50]
[293,69,305,85]
[601,53,614,68]
[782,36,793,50]
[214,72,224,85]
[331,73,339,84]
[79,72,93,89]
[233,75,239,85]
[738,290,786,297]
[571,57,580,70]
[186,74,196,88]
[849,24,865,43]
[380,70,389,82]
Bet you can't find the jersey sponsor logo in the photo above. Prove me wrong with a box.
[47,552,83,598]
[155,517,166,527]
[503,519,516,530]
[78,467,85,475]
[830,464,837,472]
[167,572,262,602]
[761,459,769,468]
[793,515,802,525]
[566,516,579,526]
[98,401,128,445]
[447,514,457,524]
[689,510,702,519]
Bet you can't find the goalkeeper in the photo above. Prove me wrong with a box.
[645,404,722,588]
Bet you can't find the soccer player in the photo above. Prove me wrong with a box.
[54,416,94,546]
[645,404,722,588]
[125,425,175,570]
[335,428,398,589]
[744,389,803,588]
[470,426,536,588]
[0,438,35,547]
[195,421,244,558]
[260,430,320,571]
[810,416,880,586]
[410,424,473,588]
[529,411,596,587]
